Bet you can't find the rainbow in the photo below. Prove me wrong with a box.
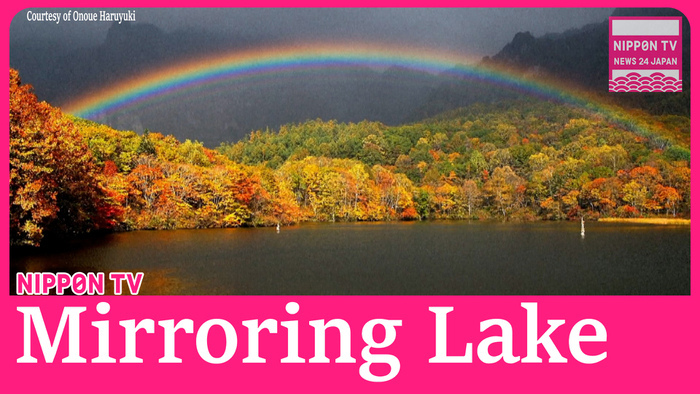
[63,42,668,143]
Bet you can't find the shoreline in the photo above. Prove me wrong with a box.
[13,216,691,249]
[596,217,690,225]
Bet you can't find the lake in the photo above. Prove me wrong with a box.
[10,221,690,295]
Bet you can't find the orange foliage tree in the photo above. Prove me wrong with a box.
[10,69,122,245]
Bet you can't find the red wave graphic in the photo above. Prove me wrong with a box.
[609,72,681,92]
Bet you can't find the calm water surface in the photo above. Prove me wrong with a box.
[11,221,690,295]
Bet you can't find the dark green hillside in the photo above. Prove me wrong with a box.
[219,99,690,221]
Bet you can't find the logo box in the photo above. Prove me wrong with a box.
[609,17,683,92]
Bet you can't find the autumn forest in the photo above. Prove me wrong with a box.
[10,69,691,246]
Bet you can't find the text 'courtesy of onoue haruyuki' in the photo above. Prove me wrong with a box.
[609,17,682,92]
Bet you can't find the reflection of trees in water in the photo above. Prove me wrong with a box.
[10,222,690,296]
[138,268,188,295]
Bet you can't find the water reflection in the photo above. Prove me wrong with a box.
[11,221,690,295]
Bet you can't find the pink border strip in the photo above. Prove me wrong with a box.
[2,2,697,392]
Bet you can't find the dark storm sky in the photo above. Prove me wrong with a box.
[10,8,616,145]
[11,8,613,58]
